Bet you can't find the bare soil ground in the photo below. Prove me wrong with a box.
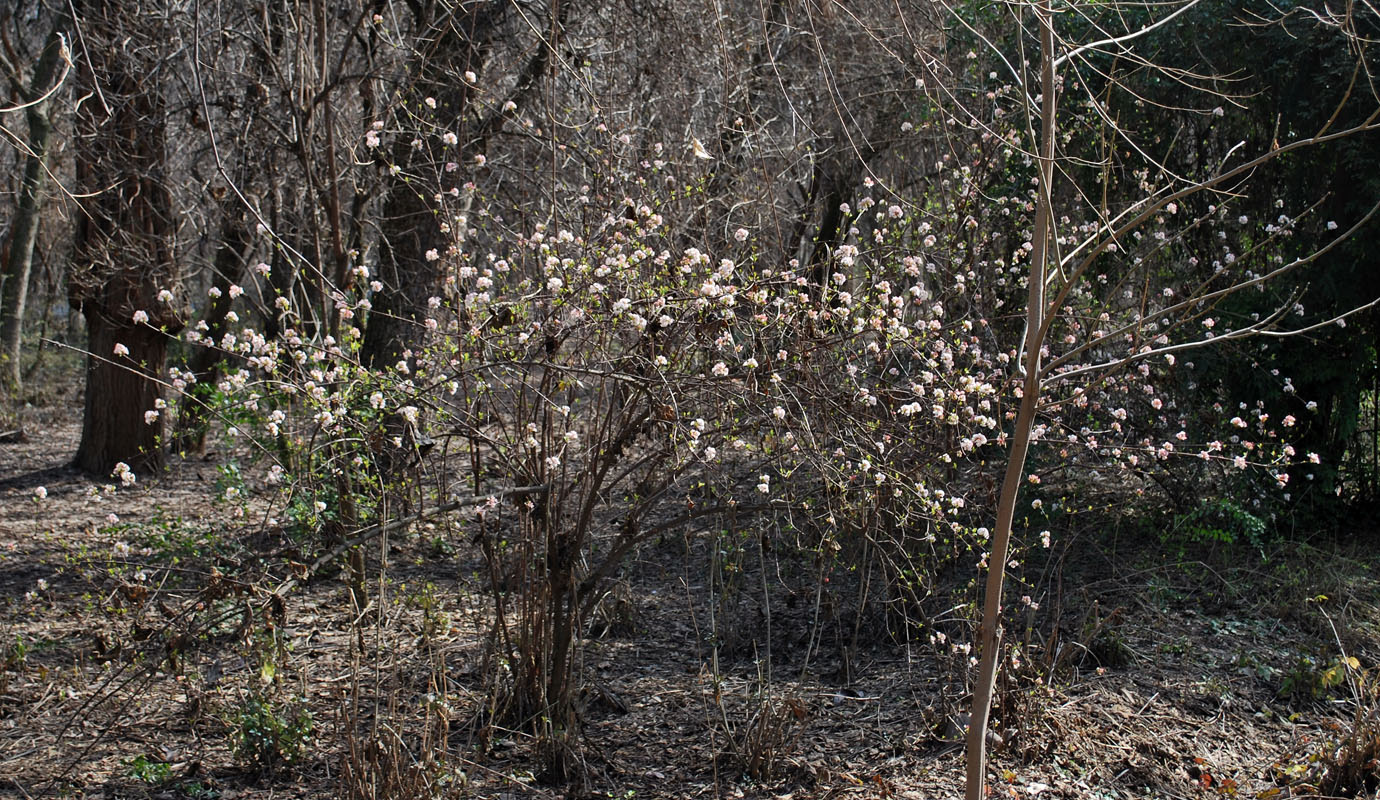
[2,396,1378,800]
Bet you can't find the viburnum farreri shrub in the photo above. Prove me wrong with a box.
[147,88,1330,780]
[157,140,1030,769]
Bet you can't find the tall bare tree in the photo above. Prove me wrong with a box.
[0,21,69,395]
[69,0,180,474]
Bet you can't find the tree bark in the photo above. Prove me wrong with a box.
[76,316,168,474]
[364,171,457,370]
[0,28,67,396]
[806,162,856,291]
[70,0,180,475]
[363,0,556,369]
[173,209,249,456]
[361,2,492,370]
[965,4,1056,797]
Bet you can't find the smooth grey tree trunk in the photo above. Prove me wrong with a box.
[0,28,67,395]
[965,4,1056,797]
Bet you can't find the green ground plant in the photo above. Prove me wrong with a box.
[230,693,314,772]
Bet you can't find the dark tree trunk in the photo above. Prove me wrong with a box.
[807,163,858,291]
[174,210,249,456]
[363,174,455,370]
[70,0,180,475]
[361,3,492,370]
[76,317,168,474]
[363,0,554,370]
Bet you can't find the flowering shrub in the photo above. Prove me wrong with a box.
[151,84,1327,774]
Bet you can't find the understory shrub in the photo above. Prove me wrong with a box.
[153,90,1320,776]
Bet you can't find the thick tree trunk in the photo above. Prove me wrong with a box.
[361,3,490,370]
[0,28,66,396]
[362,180,453,370]
[75,316,168,475]
[806,166,854,290]
[70,0,179,475]
[363,0,554,369]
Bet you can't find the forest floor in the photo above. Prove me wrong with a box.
[2,389,1379,800]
